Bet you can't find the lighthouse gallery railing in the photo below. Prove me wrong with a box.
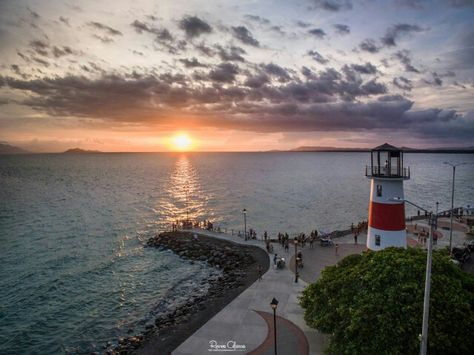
[365,165,410,179]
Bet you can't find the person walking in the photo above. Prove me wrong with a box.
[354,233,358,244]
[257,265,263,281]
[335,243,339,256]
[273,253,278,266]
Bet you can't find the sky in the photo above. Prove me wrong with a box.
[0,0,473,152]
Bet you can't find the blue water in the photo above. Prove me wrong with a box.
[0,152,473,354]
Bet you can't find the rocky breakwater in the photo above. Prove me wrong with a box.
[107,231,268,355]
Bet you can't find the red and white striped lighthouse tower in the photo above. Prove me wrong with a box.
[366,143,410,250]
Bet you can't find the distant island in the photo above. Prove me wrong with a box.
[63,148,102,154]
[0,143,30,154]
[287,146,474,154]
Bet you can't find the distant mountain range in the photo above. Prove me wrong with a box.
[1,142,473,154]
[0,143,30,154]
[63,148,102,154]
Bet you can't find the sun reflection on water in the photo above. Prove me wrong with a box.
[160,154,213,227]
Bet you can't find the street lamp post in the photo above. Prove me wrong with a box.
[391,197,465,354]
[270,298,279,355]
[444,162,466,253]
[294,237,299,283]
[242,208,247,240]
[390,197,435,355]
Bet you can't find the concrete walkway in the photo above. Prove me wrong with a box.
[172,229,327,355]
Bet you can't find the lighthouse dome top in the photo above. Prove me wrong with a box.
[372,143,401,152]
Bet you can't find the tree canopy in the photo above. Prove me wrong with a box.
[300,247,474,355]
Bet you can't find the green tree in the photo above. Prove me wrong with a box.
[300,248,474,355]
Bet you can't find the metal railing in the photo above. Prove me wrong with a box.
[365,165,410,179]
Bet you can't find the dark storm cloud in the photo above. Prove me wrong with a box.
[308,0,353,11]
[179,16,212,38]
[359,39,380,53]
[307,50,328,64]
[231,26,260,47]
[308,28,326,38]
[333,24,350,35]
[216,45,246,62]
[88,22,122,36]
[394,50,420,73]
[208,63,239,83]
[393,76,413,91]
[244,15,270,25]
[381,23,423,47]
[179,57,207,68]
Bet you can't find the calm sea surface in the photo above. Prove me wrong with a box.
[1,152,473,353]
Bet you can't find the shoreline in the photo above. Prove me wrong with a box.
[107,231,269,355]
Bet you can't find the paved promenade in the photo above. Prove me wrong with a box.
[172,229,328,355]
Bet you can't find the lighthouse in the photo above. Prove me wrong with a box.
[366,143,410,250]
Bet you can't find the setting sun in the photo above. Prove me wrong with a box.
[170,133,193,151]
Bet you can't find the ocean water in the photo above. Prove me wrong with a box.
[1,152,473,354]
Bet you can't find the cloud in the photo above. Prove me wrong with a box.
[208,63,239,82]
[216,45,246,62]
[394,50,420,73]
[29,39,49,56]
[179,57,207,68]
[93,35,114,43]
[52,46,74,58]
[307,50,329,64]
[131,20,174,42]
[423,72,444,86]
[179,16,212,38]
[350,62,378,74]
[381,23,423,47]
[308,0,353,11]
[2,72,472,142]
[244,15,270,25]
[244,73,270,88]
[231,26,260,47]
[296,21,311,28]
[334,24,350,35]
[359,39,380,53]
[308,28,326,38]
[59,16,70,26]
[194,43,215,57]
[88,21,122,36]
[260,63,292,82]
[393,76,413,91]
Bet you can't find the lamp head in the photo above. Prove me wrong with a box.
[242,208,247,214]
[270,297,279,310]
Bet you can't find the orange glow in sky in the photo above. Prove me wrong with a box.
[169,133,193,151]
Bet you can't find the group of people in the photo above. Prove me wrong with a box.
[413,224,438,246]
[171,219,214,231]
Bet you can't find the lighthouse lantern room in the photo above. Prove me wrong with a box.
[366,143,410,250]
